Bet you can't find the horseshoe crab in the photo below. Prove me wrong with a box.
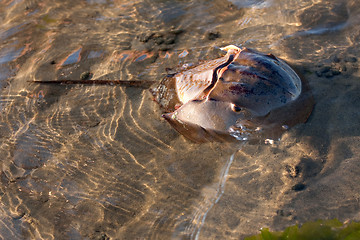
[151,45,314,143]
[32,45,314,143]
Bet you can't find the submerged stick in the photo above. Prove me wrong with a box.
[29,80,157,89]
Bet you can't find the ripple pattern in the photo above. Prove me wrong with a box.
[1,0,360,239]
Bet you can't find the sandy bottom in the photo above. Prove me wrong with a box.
[0,0,360,239]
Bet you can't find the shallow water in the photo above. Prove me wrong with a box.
[1,0,360,239]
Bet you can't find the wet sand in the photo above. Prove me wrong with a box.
[0,0,360,239]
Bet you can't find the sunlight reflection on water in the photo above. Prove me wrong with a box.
[0,0,360,239]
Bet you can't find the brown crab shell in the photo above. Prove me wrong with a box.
[152,46,314,143]
[151,53,230,113]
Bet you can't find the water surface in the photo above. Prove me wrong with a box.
[1,0,360,239]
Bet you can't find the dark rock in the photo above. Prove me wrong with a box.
[227,3,236,9]
[332,55,341,63]
[138,33,154,43]
[324,71,334,78]
[331,69,341,76]
[276,209,292,217]
[137,29,184,51]
[292,183,306,191]
[339,65,347,72]
[285,165,300,178]
[315,63,345,78]
[80,72,92,80]
[154,37,164,45]
[164,35,176,45]
[159,45,172,52]
[118,42,132,50]
[170,29,184,35]
[344,56,357,63]
[19,91,28,96]
[207,31,221,40]
[320,66,331,73]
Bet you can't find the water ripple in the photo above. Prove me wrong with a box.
[1,0,360,239]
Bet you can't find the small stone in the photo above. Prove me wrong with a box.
[98,234,109,240]
[164,35,176,45]
[276,209,292,217]
[50,60,56,65]
[159,45,172,51]
[282,125,289,130]
[276,209,284,216]
[228,3,236,9]
[324,71,334,78]
[80,72,92,80]
[315,65,338,78]
[285,165,300,178]
[119,41,132,50]
[332,55,341,63]
[154,37,164,45]
[207,31,221,40]
[169,29,184,35]
[19,91,28,96]
[292,183,306,191]
[320,66,331,73]
[331,69,341,76]
[138,33,154,43]
[344,56,357,63]
[152,32,163,39]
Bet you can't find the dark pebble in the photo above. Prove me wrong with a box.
[159,45,172,51]
[164,35,176,45]
[315,65,344,78]
[285,165,300,178]
[320,66,331,73]
[99,234,109,240]
[80,72,92,80]
[344,56,357,63]
[119,41,132,50]
[19,91,28,96]
[50,60,56,65]
[324,71,334,78]
[138,29,183,47]
[169,29,184,35]
[138,33,154,43]
[276,209,284,216]
[228,3,236,9]
[332,55,341,63]
[154,37,164,45]
[292,183,306,191]
[207,31,221,40]
[340,65,347,72]
[331,69,341,76]
[276,209,292,217]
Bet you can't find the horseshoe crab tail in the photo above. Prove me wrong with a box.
[29,79,157,89]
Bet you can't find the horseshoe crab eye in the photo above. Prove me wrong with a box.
[231,104,242,112]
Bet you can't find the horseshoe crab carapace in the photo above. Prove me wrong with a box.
[31,45,314,143]
[151,45,314,143]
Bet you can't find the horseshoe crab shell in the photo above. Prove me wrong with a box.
[151,51,230,112]
[151,45,314,143]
